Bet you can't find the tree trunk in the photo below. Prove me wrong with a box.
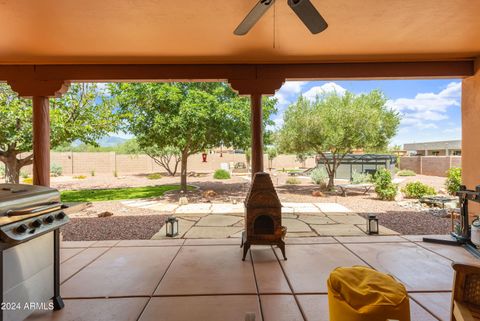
[4,155,20,184]
[327,172,335,190]
[180,152,188,192]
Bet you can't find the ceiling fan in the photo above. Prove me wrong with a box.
[234,0,328,36]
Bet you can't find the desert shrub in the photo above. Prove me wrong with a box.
[397,169,416,177]
[20,171,29,179]
[310,167,328,185]
[286,177,301,185]
[402,181,436,199]
[22,177,33,184]
[213,169,231,179]
[374,169,397,201]
[50,163,63,177]
[73,175,87,179]
[351,171,372,184]
[0,164,4,177]
[147,173,162,180]
[90,169,95,177]
[445,167,462,195]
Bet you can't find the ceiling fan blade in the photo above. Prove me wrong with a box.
[287,0,328,34]
[234,0,276,36]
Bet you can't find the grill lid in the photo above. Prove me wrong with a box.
[0,184,61,216]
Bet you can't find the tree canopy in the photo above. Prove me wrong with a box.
[278,90,400,188]
[110,82,277,191]
[0,83,119,183]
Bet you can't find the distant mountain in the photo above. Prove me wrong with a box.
[97,136,128,147]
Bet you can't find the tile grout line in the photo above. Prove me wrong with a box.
[136,244,184,321]
[60,246,90,265]
[249,250,266,321]
[61,246,111,285]
[408,295,443,321]
[271,246,308,321]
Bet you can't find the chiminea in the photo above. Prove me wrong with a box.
[241,172,287,260]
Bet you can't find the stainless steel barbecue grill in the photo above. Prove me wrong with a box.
[0,184,69,321]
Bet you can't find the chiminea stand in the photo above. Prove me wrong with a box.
[423,185,480,259]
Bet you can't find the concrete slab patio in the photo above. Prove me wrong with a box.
[26,236,478,321]
[122,201,398,239]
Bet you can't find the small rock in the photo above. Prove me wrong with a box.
[179,197,188,205]
[311,190,324,197]
[97,211,113,218]
[203,190,217,198]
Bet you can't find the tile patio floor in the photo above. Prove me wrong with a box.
[26,235,480,321]
[120,201,399,239]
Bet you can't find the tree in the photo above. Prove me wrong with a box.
[0,83,119,183]
[278,90,400,189]
[110,82,277,192]
[266,146,278,171]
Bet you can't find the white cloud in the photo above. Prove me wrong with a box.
[303,82,347,101]
[274,81,307,107]
[386,81,461,130]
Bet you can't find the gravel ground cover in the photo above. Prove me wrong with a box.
[61,215,167,241]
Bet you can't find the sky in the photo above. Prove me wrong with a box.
[272,79,462,147]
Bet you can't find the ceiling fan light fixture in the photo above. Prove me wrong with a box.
[287,0,328,34]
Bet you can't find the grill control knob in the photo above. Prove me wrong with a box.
[15,224,28,234]
[44,215,54,224]
[31,219,42,228]
[56,212,66,220]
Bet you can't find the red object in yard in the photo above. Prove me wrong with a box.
[202,153,207,162]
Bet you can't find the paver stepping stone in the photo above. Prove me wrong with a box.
[330,214,366,225]
[286,231,318,238]
[283,203,321,213]
[283,219,313,233]
[299,216,336,225]
[311,224,365,236]
[175,204,212,214]
[210,204,243,214]
[184,227,243,239]
[281,207,295,214]
[356,224,400,235]
[282,213,298,219]
[315,203,352,213]
[197,215,242,227]
[146,203,179,212]
[151,218,195,239]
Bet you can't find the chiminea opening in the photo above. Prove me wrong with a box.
[253,215,274,235]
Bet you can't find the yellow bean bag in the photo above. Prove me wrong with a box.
[327,266,410,321]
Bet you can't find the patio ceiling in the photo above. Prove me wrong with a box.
[1,0,480,64]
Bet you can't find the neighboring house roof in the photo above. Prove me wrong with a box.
[403,140,461,151]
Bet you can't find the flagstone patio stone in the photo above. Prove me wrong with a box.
[283,219,313,233]
[197,215,242,227]
[315,203,352,213]
[144,203,179,212]
[151,218,195,239]
[330,214,366,225]
[356,224,400,235]
[184,226,243,239]
[311,224,365,236]
[298,215,336,225]
[176,203,212,214]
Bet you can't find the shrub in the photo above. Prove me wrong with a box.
[286,177,301,185]
[402,181,436,199]
[374,169,397,201]
[90,170,95,177]
[445,167,462,195]
[397,169,416,177]
[213,169,231,179]
[22,177,33,184]
[50,163,63,177]
[73,175,87,179]
[20,171,29,179]
[0,164,4,177]
[147,173,162,180]
[310,167,328,185]
[351,171,372,184]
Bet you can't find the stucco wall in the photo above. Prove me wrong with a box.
[399,156,461,177]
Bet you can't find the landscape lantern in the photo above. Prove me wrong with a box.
[166,217,179,237]
[366,214,379,235]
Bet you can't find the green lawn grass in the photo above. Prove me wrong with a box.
[61,185,193,202]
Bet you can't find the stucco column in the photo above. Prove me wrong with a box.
[251,93,264,175]
[462,58,480,215]
[32,96,51,187]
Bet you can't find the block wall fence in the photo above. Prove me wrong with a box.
[399,156,461,177]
